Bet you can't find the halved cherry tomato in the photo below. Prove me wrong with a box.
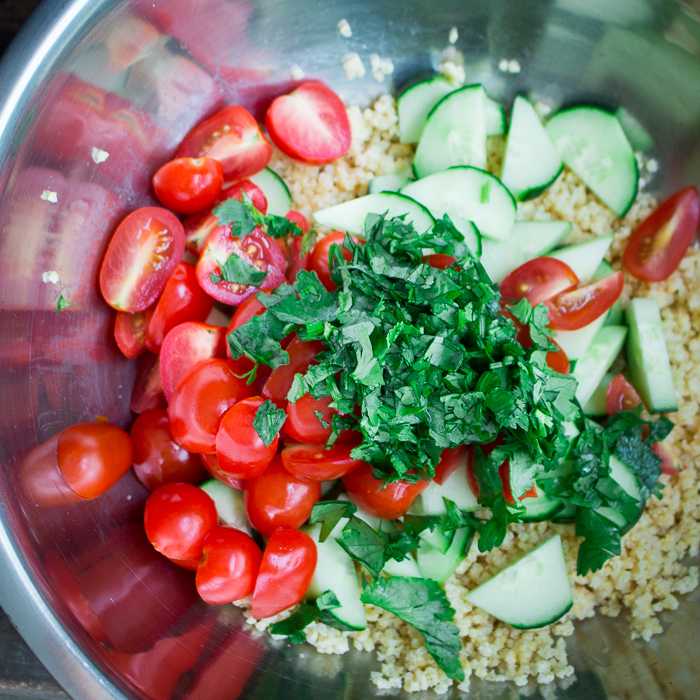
[500,257,579,307]
[176,105,272,183]
[275,210,311,283]
[216,397,280,479]
[145,262,214,353]
[433,446,467,486]
[183,179,268,255]
[131,409,205,491]
[100,207,185,312]
[265,82,351,165]
[227,288,274,337]
[200,453,245,490]
[652,439,683,476]
[144,482,218,562]
[153,157,224,214]
[244,456,321,537]
[130,353,167,414]
[262,336,324,407]
[545,272,624,331]
[56,422,133,499]
[114,304,154,359]
[285,393,337,444]
[342,463,428,520]
[499,461,538,504]
[160,322,227,401]
[424,253,457,270]
[251,528,317,620]
[280,439,363,481]
[310,230,363,291]
[514,326,571,374]
[196,227,286,306]
[606,374,643,415]
[623,186,700,282]
[168,358,255,453]
[196,526,262,605]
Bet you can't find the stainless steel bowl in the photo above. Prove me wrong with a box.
[1,1,699,698]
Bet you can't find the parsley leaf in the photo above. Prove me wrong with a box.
[266,215,303,239]
[336,516,388,578]
[309,500,357,542]
[213,199,261,236]
[210,252,268,287]
[269,590,351,642]
[56,294,71,315]
[252,400,286,446]
[575,508,622,575]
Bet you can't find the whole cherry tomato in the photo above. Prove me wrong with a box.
[280,439,363,481]
[153,157,223,214]
[500,257,579,307]
[56,422,133,499]
[131,409,205,491]
[196,526,263,604]
[200,453,245,490]
[285,393,337,444]
[310,230,363,291]
[262,335,324,407]
[244,456,321,537]
[251,528,317,619]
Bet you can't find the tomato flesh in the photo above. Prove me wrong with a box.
[114,305,154,359]
[433,446,467,486]
[606,374,643,415]
[284,393,337,444]
[152,157,223,215]
[424,253,457,270]
[280,439,363,481]
[652,439,683,476]
[310,230,362,291]
[500,257,579,307]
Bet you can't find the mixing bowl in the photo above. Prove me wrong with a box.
[1,0,699,697]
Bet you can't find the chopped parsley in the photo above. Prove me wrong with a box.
[56,294,71,315]
[252,400,286,446]
[209,253,267,287]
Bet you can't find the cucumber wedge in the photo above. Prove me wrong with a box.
[593,260,623,325]
[520,485,564,522]
[625,297,678,413]
[398,76,455,144]
[581,371,615,418]
[408,453,478,517]
[545,106,638,217]
[199,479,252,536]
[368,168,413,194]
[402,166,516,242]
[414,85,487,177]
[248,168,292,217]
[466,534,573,629]
[417,526,474,585]
[554,311,609,361]
[313,192,435,235]
[548,234,613,284]
[486,97,506,137]
[501,96,563,201]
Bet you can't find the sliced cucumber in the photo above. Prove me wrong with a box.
[248,168,292,217]
[548,234,613,284]
[368,168,413,194]
[581,371,615,418]
[609,455,643,504]
[313,192,435,235]
[414,85,487,177]
[554,310,609,361]
[519,485,564,522]
[486,97,506,137]
[303,523,367,630]
[419,522,452,555]
[545,106,638,217]
[592,260,623,325]
[199,479,251,536]
[615,106,654,153]
[383,553,423,579]
[572,325,628,406]
[398,76,455,144]
[409,454,478,516]
[465,534,573,629]
[625,297,678,413]
[416,526,474,585]
[501,96,563,201]
[402,166,516,242]
[551,501,577,524]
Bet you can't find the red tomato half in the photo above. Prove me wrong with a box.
[196,526,262,604]
[281,439,363,481]
[144,482,218,562]
[216,397,279,479]
[433,446,467,486]
[100,207,185,312]
[310,230,362,291]
[652,439,683,476]
[114,305,154,359]
[276,210,311,283]
[131,409,205,491]
[342,463,428,520]
[200,453,245,490]
[424,254,457,270]
[153,157,223,214]
[251,528,317,619]
[515,326,570,374]
[196,227,286,306]
[176,105,271,183]
[500,257,579,307]
[265,82,351,165]
[168,358,255,453]
[57,422,133,499]
[285,393,337,444]
[262,336,324,407]
[606,374,643,415]
[244,456,321,537]
[545,272,624,331]
[623,186,700,282]
[145,262,214,353]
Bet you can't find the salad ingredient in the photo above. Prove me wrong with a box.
[309,230,361,291]
[606,374,643,414]
[432,446,468,486]
[416,526,474,584]
[260,336,323,407]
[265,82,351,165]
[99,207,185,312]
[176,105,271,182]
[130,409,205,491]
[199,478,251,534]
[199,454,245,491]
[369,168,413,194]
[571,326,628,405]
[499,257,579,306]
[281,440,363,482]
[284,393,337,444]
[114,306,153,359]
[56,422,133,499]
[152,157,223,214]
[548,234,614,284]
[251,528,317,619]
[248,167,292,216]
[623,186,700,282]
[195,526,262,604]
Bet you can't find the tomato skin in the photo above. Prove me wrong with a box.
[200,453,245,490]
[500,257,579,307]
[623,186,700,282]
[262,335,324,407]
[310,230,362,291]
[424,253,457,270]
[652,439,683,476]
[153,157,224,214]
[216,397,279,479]
[176,105,272,182]
[342,463,428,520]
[196,526,262,604]
[606,374,643,415]
[56,422,133,499]
[433,446,467,486]
[144,262,214,353]
[100,207,185,312]
[251,528,317,619]
[114,305,154,359]
[276,210,311,283]
[545,271,624,331]
[168,358,255,453]
[514,326,570,374]
[281,439,363,481]
[131,409,205,491]
[244,456,321,537]
[144,482,218,562]
[285,393,336,444]
[196,227,286,306]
